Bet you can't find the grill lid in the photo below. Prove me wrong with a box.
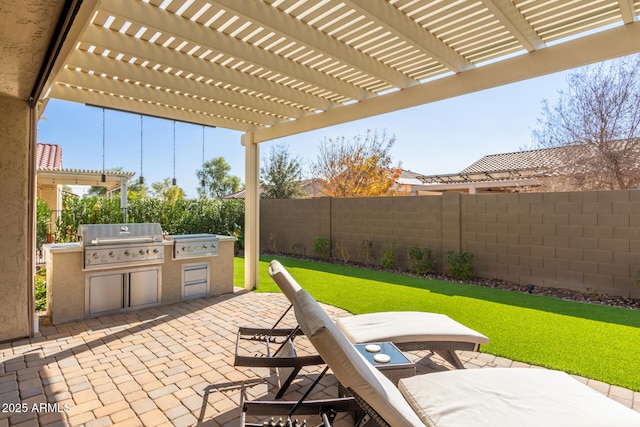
[165,233,218,242]
[78,223,163,246]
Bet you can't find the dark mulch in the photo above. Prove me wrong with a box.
[455,276,640,310]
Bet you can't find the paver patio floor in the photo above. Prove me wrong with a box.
[1,289,639,426]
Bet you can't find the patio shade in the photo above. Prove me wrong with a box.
[36,0,640,289]
[44,0,640,143]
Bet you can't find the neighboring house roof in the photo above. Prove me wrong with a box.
[36,143,63,170]
[417,147,564,186]
[222,188,249,199]
[223,178,329,199]
[36,143,135,191]
[396,169,424,186]
[460,147,560,174]
[223,173,420,199]
[413,147,560,193]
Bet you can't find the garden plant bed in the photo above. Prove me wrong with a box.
[262,251,640,310]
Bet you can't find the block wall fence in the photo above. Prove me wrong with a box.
[260,190,640,299]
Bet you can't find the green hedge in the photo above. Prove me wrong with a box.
[51,194,244,242]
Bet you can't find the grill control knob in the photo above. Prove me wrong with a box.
[92,253,99,259]
[124,250,130,256]
[152,248,159,254]
[181,246,186,252]
[139,249,145,255]
[202,245,207,249]
[211,244,216,249]
[146,249,151,254]
[109,251,115,258]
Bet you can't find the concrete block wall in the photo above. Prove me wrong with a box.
[260,198,330,257]
[260,190,640,298]
[331,196,442,267]
[461,190,640,298]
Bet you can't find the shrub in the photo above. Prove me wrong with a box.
[35,268,47,312]
[291,243,306,256]
[334,242,350,263]
[313,237,329,259]
[54,194,244,239]
[360,239,374,265]
[268,233,278,253]
[447,249,475,281]
[380,241,398,270]
[407,244,434,274]
[36,198,52,249]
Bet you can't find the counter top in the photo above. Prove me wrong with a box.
[43,242,81,253]
[44,235,235,253]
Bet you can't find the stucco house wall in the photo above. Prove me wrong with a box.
[0,96,32,341]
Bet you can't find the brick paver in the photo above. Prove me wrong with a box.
[1,288,638,426]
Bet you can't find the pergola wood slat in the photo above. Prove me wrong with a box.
[64,49,307,121]
[80,24,336,112]
[100,0,371,102]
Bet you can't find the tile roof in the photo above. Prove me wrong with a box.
[460,147,561,173]
[36,143,62,170]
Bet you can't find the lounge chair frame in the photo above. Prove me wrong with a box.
[240,366,362,427]
[235,260,485,397]
[234,304,324,399]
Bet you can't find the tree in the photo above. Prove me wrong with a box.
[196,157,242,198]
[532,55,640,190]
[150,178,185,203]
[260,143,305,199]
[84,167,124,197]
[310,130,402,197]
[127,178,148,201]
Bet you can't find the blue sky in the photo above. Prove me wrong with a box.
[38,69,571,198]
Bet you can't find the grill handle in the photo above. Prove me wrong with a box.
[89,237,160,245]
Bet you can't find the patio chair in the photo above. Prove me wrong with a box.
[234,260,488,398]
[292,287,640,427]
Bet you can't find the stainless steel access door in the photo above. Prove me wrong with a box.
[129,269,160,307]
[87,272,124,314]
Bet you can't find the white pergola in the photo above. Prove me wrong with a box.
[39,0,640,290]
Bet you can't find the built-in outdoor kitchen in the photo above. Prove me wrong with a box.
[43,223,235,325]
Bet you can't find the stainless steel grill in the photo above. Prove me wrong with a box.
[166,234,219,260]
[78,223,164,270]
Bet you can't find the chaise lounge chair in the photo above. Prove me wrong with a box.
[234,260,488,398]
[289,287,640,427]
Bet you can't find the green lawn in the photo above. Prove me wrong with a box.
[234,256,640,391]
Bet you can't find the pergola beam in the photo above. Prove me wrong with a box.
[49,84,253,131]
[347,0,474,72]
[66,50,309,122]
[101,0,372,102]
[56,67,280,127]
[216,0,415,88]
[252,21,640,143]
[618,0,638,24]
[55,69,268,128]
[479,0,546,52]
[81,24,337,112]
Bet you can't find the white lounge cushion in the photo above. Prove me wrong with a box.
[399,368,640,427]
[269,260,489,348]
[336,312,489,346]
[293,289,426,427]
[269,260,302,302]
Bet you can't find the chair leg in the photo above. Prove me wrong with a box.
[434,350,465,369]
[275,366,302,399]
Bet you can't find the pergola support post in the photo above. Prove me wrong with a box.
[120,177,128,222]
[242,131,259,290]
